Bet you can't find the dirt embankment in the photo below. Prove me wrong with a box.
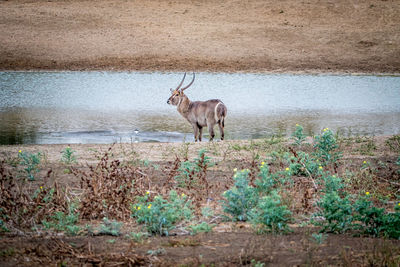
[0,136,400,266]
[0,0,399,73]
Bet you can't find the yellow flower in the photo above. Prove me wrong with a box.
[18,150,22,153]
[319,166,323,170]
[40,186,43,190]
[296,123,299,126]
[398,203,400,206]
[363,161,367,164]
[146,191,150,195]
[261,162,265,165]
[285,167,289,171]
[365,192,370,195]
[233,168,237,172]
[181,193,185,197]
[137,206,141,210]
[147,204,152,209]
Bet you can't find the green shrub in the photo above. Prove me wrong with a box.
[314,174,400,239]
[313,190,353,233]
[61,146,77,164]
[255,163,277,192]
[126,231,148,243]
[284,151,319,177]
[0,209,9,233]
[132,190,193,236]
[291,124,306,146]
[313,128,342,165]
[385,134,400,152]
[381,204,400,239]
[18,150,41,181]
[354,195,400,239]
[188,222,215,235]
[222,167,293,234]
[311,233,327,244]
[41,202,80,235]
[221,170,258,221]
[98,218,123,236]
[250,191,292,233]
[175,149,213,188]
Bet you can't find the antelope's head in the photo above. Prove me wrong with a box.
[167,72,195,106]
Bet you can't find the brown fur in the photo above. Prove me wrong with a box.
[167,74,227,142]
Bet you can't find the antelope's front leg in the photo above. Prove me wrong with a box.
[198,126,203,142]
[207,123,215,141]
[192,124,199,142]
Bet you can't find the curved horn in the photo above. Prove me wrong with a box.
[174,72,187,91]
[180,72,195,91]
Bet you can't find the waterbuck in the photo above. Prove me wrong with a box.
[167,73,227,142]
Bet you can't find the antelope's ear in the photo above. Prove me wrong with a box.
[170,88,174,93]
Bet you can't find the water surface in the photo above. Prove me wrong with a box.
[1,72,399,144]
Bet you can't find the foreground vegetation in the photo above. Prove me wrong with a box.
[0,128,399,266]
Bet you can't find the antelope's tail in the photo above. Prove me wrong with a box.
[215,101,227,126]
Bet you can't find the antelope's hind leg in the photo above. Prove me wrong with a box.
[218,121,224,140]
[198,126,203,142]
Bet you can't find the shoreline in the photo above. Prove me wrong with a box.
[1,68,400,77]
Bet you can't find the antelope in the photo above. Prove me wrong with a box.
[167,72,227,142]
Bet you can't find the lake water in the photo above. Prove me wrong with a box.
[0,71,399,144]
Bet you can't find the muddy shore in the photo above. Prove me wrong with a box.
[1,0,399,73]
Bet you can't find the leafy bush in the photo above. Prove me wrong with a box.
[132,190,193,236]
[175,149,213,188]
[314,173,400,239]
[98,218,123,236]
[354,195,400,239]
[250,191,292,233]
[311,233,327,244]
[222,167,293,233]
[385,134,400,153]
[284,151,319,177]
[126,231,148,243]
[291,124,306,146]
[18,150,41,181]
[313,128,342,165]
[188,222,215,235]
[381,204,400,239]
[221,170,258,221]
[313,190,353,233]
[255,163,277,193]
[60,146,77,164]
[41,202,80,235]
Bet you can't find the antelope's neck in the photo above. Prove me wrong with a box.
[177,96,191,118]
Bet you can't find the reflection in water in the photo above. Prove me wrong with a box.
[0,107,399,144]
[0,72,399,144]
[0,108,39,144]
